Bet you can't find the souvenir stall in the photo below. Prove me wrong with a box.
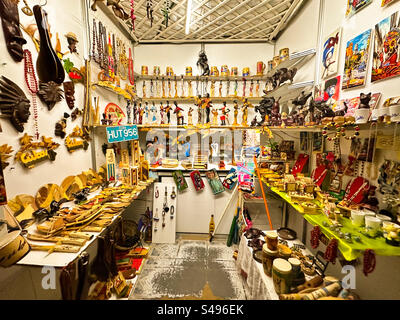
[1,0,400,301]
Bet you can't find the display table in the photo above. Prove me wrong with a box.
[236,232,315,300]
[262,179,400,261]
[17,180,154,268]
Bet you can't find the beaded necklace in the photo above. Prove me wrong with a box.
[128,47,135,85]
[23,49,39,140]
[131,0,137,31]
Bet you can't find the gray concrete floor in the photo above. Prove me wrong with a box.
[129,236,247,300]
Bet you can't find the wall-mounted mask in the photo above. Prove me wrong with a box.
[38,81,64,111]
[0,0,27,62]
[0,76,31,132]
[63,81,75,110]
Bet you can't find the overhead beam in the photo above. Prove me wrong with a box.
[206,0,292,40]
[138,38,272,44]
[183,0,253,40]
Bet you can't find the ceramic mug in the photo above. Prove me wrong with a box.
[389,104,400,122]
[257,61,266,75]
[141,66,149,75]
[273,56,281,67]
[210,66,219,76]
[351,210,365,227]
[279,48,290,62]
[365,216,382,236]
[231,67,238,76]
[355,108,370,124]
[153,66,160,75]
[185,66,192,76]
[166,67,174,76]
[221,65,229,76]
[370,109,380,121]
[242,67,250,77]
[268,60,274,72]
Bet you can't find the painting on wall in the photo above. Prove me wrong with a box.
[321,28,341,79]
[342,29,372,90]
[382,0,399,7]
[346,0,372,18]
[323,76,341,105]
[372,11,400,82]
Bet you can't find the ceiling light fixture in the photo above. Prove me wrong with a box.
[185,0,193,35]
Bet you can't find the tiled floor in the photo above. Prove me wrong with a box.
[129,239,247,300]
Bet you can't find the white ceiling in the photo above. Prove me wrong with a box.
[116,0,307,43]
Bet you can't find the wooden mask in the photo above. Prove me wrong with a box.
[0,0,27,62]
[63,82,75,110]
[0,76,31,132]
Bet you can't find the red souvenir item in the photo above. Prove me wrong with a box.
[190,170,205,191]
[343,177,370,205]
[312,165,328,187]
[291,154,309,176]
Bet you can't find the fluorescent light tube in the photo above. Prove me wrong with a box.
[185,0,193,35]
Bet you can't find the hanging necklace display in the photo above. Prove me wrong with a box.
[150,80,154,98]
[174,77,178,98]
[187,80,193,97]
[23,49,39,140]
[256,80,260,97]
[92,19,98,63]
[146,0,154,27]
[180,75,185,98]
[242,78,247,97]
[128,47,134,85]
[249,80,254,97]
[170,186,176,199]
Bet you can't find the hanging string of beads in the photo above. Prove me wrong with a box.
[363,249,376,276]
[128,47,134,85]
[23,49,39,140]
[324,238,338,264]
[310,226,321,249]
[322,121,360,142]
[161,0,171,28]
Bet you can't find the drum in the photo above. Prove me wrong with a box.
[210,66,219,76]
[166,67,174,76]
[185,66,192,76]
[221,65,229,76]
[153,66,160,76]
[0,231,30,267]
[230,67,238,76]
[242,67,250,77]
[272,258,292,294]
[279,48,290,63]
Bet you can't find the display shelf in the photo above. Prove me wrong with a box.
[150,163,234,172]
[263,81,315,104]
[134,49,316,82]
[91,82,133,100]
[262,180,400,261]
[137,96,263,104]
[16,180,155,268]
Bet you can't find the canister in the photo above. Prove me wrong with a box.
[242,67,250,77]
[166,67,174,76]
[279,48,290,62]
[288,258,301,274]
[210,66,219,76]
[265,230,278,251]
[141,66,148,75]
[273,55,281,68]
[185,66,192,76]
[288,257,305,287]
[267,60,274,72]
[272,258,292,294]
[221,65,229,76]
[262,244,278,277]
[153,66,160,76]
[231,67,238,76]
[257,61,266,75]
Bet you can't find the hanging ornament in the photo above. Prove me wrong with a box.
[363,249,376,277]
[128,47,134,85]
[324,238,338,264]
[23,49,40,140]
[310,226,321,249]
[146,0,154,27]
[161,0,171,28]
[130,0,136,31]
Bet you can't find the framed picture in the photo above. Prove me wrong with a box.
[205,169,225,195]
[172,170,188,192]
[312,133,323,153]
[121,167,130,185]
[346,0,372,18]
[321,28,342,79]
[342,29,372,89]
[329,174,343,193]
[131,140,140,166]
[106,149,116,182]
[222,168,238,190]
[300,132,309,151]
[190,170,205,191]
[372,12,400,83]
[140,160,149,181]
[323,76,341,107]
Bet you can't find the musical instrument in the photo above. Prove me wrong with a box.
[33,5,65,84]
[0,231,30,267]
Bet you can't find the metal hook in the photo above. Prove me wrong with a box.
[40,0,47,7]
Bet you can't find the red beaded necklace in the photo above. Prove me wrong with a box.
[324,238,338,264]
[128,47,135,85]
[23,49,39,140]
[363,249,376,276]
[310,225,321,249]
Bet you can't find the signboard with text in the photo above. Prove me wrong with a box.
[106,125,139,143]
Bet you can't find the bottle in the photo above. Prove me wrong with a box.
[209,214,215,238]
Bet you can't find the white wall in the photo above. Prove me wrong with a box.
[0,0,93,198]
[272,0,400,300]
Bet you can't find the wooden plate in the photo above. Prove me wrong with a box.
[277,227,297,240]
